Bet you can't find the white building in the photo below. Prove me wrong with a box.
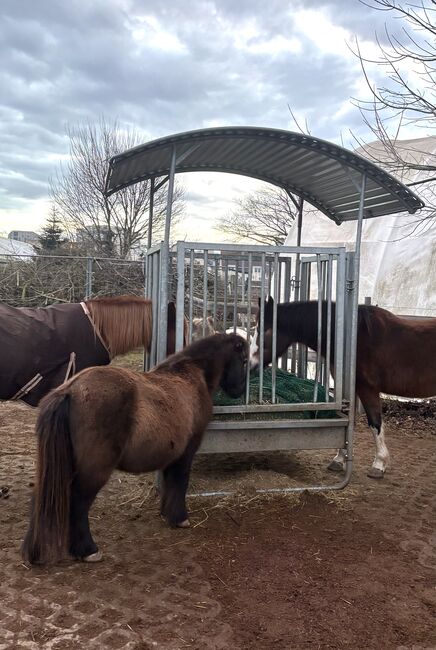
[0,237,36,260]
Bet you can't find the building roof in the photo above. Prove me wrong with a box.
[104,126,424,224]
[0,237,36,259]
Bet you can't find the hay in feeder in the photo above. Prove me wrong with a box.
[213,368,337,420]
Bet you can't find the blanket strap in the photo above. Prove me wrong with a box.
[64,351,76,383]
[11,374,43,401]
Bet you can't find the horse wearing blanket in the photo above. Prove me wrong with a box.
[0,296,188,408]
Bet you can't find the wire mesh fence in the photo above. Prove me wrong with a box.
[0,254,146,307]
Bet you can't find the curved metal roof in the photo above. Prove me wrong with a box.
[104,126,424,224]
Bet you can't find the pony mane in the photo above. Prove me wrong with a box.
[85,295,153,358]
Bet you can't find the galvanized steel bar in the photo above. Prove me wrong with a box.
[85,257,93,299]
[344,173,367,470]
[313,255,323,402]
[175,242,185,351]
[334,250,346,403]
[147,178,154,249]
[150,249,160,368]
[157,145,176,362]
[271,253,279,403]
[281,258,291,371]
[213,401,342,414]
[213,260,218,328]
[223,260,228,329]
[258,252,266,402]
[189,248,194,341]
[245,252,253,404]
[325,255,333,400]
[202,249,208,335]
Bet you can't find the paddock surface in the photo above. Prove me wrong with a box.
[0,400,435,650]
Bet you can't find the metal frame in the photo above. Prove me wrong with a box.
[159,238,354,494]
[104,128,423,495]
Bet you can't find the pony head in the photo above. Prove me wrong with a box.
[219,334,248,398]
[249,297,289,370]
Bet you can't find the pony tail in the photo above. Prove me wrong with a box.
[22,392,73,565]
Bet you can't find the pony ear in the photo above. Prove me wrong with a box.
[207,316,214,325]
[265,296,274,313]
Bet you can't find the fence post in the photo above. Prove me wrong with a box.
[85,257,93,299]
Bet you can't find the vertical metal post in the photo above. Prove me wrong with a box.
[223,260,228,330]
[85,257,93,299]
[213,259,218,328]
[281,258,291,371]
[325,255,333,400]
[344,173,366,477]
[202,250,208,335]
[150,250,160,368]
[143,179,154,372]
[293,197,304,302]
[148,178,154,250]
[313,254,323,402]
[189,249,194,341]
[245,252,253,404]
[157,147,176,362]
[233,263,238,331]
[176,242,185,351]
[334,250,346,404]
[259,252,266,402]
[271,253,279,403]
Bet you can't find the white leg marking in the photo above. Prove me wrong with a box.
[249,326,259,369]
[327,448,347,472]
[83,550,103,563]
[371,423,390,472]
[332,448,347,468]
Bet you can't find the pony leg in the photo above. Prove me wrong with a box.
[368,422,390,479]
[161,441,198,528]
[327,448,346,473]
[69,475,106,562]
[359,387,390,479]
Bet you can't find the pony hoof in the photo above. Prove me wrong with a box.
[327,460,345,473]
[83,550,103,563]
[367,467,385,479]
[177,519,191,528]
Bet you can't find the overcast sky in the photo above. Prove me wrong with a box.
[0,0,423,240]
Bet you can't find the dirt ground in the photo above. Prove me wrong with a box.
[0,398,435,650]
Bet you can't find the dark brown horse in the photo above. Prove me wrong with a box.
[250,297,436,478]
[0,296,187,407]
[22,333,248,565]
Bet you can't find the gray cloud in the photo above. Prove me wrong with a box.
[0,0,411,224]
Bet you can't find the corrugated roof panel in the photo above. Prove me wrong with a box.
[104,127,424,222]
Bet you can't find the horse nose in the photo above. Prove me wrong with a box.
[249,356,259,371]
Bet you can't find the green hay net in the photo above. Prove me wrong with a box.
[213,368,337,420]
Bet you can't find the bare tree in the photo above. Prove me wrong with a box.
[351,0,436,224]
[216,187,298,245]
[51,118,185,258]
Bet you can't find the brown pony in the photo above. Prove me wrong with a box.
[22,333,248,565]
[250,297,436,478]
[0,295,186,407]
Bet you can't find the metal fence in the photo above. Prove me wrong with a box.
[0,253,146,307]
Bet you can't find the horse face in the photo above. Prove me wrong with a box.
[250,297,288,370]
[220,335,248,398]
